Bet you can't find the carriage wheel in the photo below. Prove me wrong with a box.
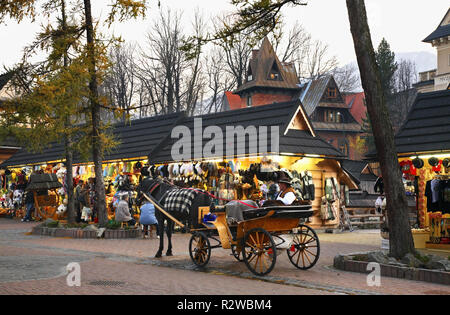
[231,244,253,262]
[189,232,211,267]
[287,224,320,270]
[242,228,276,276]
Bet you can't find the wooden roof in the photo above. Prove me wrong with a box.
[234,37,301,95]
[26,174,62,191]
[394,89,450,155]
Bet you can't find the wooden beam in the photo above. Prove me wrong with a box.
[142,193,185,228]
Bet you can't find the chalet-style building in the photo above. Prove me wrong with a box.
[223,38,363,160]
[299,75,362,160]
[414,8,450,92]
[223,37,302,110]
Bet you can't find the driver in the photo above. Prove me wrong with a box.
[276,172,297,205]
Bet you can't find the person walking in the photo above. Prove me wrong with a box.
[22,189,35,222]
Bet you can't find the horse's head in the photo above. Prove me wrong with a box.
[136,177,173,205]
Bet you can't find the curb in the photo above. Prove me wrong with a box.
[32,226,140,239]
[333,255,450,286]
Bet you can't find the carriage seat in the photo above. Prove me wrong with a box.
[225,200,259,225]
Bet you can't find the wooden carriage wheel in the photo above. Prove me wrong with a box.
[287,224,320,270]
[189,232,211,267]
[242,228,277,276]
[231,244,253,262]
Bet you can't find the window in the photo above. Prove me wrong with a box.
[247,65,253,82]
[324,110,343,123]
[268,62,282,81]
[247,96,252,107]
[338,139,349,157]
[328,88,337,98]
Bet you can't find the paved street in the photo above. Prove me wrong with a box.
[0,218,449,295]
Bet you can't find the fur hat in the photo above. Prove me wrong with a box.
[428,157,439,167]
[412,158,424,169]
[277,172,292,185]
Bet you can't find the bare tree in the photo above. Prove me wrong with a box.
[135,9,205,116]
[387,59,418,131]
[213,15,253,89]
[298,39,339,81]
[332,63,362,93]
[199,47,235,114]
[103,44,138,119]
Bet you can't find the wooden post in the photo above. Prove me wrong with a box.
[33,191,39,219]
[142,193,185,228]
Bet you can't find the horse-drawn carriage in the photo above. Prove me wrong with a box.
[139,178,320,276]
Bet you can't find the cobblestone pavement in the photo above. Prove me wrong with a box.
[0,218,449,295]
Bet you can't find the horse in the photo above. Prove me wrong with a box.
[136,177,212,258]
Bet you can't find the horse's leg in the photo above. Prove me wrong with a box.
[166,220,173,256]
[155,213,164,258]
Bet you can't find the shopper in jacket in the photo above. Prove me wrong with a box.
[115,194,136,226]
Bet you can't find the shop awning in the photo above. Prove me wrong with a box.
[26,173,62,191]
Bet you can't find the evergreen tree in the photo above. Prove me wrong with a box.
[0,0,147,226]
[375,38,398,99]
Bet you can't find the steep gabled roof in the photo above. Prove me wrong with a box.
[300,75,332,116]
[423,8,450,42]
[234,37,300,95]
[394,89,450,155]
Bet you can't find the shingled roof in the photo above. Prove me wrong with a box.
[300,75,332,116]
[2,100,346,167]
[149,100,344,164]
[234,37,301,95]
[0,72,14,92]
[423,8,450,42]
[1,112,185,167]
[394,89,450,155]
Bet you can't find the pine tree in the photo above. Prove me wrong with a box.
[375,38,398,99]
[0,0,147,226]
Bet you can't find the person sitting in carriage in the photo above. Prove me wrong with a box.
[275,172,297,206]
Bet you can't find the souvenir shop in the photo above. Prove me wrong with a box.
[145,154,358,229]
[0,151,358,229]
[393,89,450,250]
[0,100,359,228]
[398,154,450,249]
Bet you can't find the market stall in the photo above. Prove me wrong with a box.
[26,173,63,221]
[0,100,359,228]
[392,90,450,250]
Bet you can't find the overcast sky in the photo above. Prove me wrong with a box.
[1,0,449,69]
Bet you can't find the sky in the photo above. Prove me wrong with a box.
[0,0,449,70]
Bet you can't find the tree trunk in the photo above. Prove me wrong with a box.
[61,0,76,224]
[346,0,415,259]
[83,0,108,226]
